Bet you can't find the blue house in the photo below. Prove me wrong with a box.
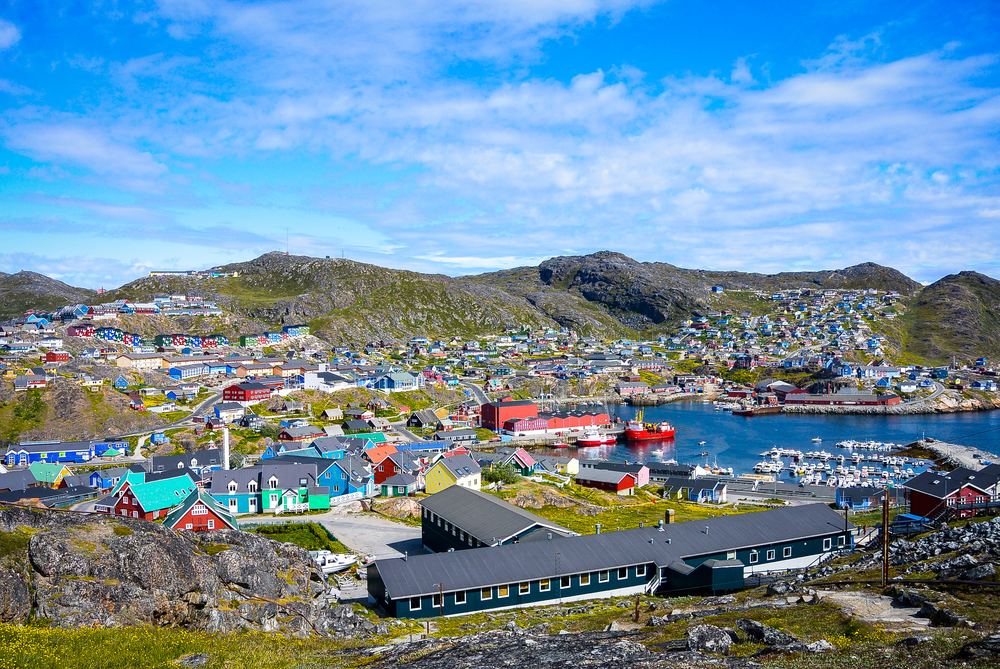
[836,487,885,510]
[113,376,129,390]
[169,366,205,380]
[6,440,96,466]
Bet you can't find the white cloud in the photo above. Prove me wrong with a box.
[0,19,20,50]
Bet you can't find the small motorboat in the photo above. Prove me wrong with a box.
[310,550,357,575]
[698,440,707,445]
[812,437,823,443]
[650,448,664,456]
[552,442,569,449]
[700,451,709,456]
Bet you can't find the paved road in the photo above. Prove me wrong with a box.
[461,382,489,405]
[246,511,425,561]
[391,422,428,443]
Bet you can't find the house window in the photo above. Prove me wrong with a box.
[636,565,646,577]
[269,477,278,489]
[481,588,492,601]
[539,579,550,592]
[560,576,570,588]
[248,482,257,493]
[498,586,509,597]
[618,567,628,580]
[519,582,530,595]
[132,511,139,518]
[767,550,776,561]
[580,574,590,586]
[727,551,736,560]
[410,597,422,611]
[185,523,193,530]
[749,551,758,564]
[823,538,832,551]
[468,536,474,547]
[451,527,456,537]
[455,591,466,605]
[432,594,441,607]
[192,506,208,516]
[207,520,215,530]
[838,536,846,548]
[598,571,609,583]
[783,547,792,558]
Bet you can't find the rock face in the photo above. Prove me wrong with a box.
[687,625,732,655]
[0,506,362,635]
[735,618,799,646]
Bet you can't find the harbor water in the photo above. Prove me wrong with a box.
[562,401,1000,478]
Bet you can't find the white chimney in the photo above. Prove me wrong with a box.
[223,428,230,470]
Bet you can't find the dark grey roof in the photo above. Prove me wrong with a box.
[382,472,417,486]
[902,467,999,498]
[586,461,647,475]
[374,503,853,598]
[661,477,724,495]
[575,468,634,485]
[0,470,38,492]
[150,448,221,472]
[435,454,481,478]
[419,486,572,545]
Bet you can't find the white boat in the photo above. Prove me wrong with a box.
[698,440,707,445]
[812,437,822,442]
[650,448,664,456]
[310,550,358,575]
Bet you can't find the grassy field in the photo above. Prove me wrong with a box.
[487,479,757,535]
[248,522,349,553]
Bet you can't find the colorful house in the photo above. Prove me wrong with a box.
[207,463,331,515]
[28,462,72,488]
[105,474,199,520]
[424,454,482,495]
[163,489,240,532]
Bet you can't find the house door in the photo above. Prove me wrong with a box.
[248,497,257,513]
[229,498,238,512]
[19,454,27,466]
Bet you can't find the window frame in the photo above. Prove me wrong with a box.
[519,582,530,595]
[539,579,550,592]
[749,550,758,564]
[783,546,792,558]
[560,576,570,588]
[410,597,422,611]
[579,573,591,586]
[481,587,492,601]
[618,567,628,580]
[598,571,609,583]
[766,549,776,561]
[838,535,846,548]
[823,537,832,551]
[636,565,646,577]
[498,585,509,598]
[454,591,466,605]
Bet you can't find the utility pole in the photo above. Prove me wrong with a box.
[881,489,890,588]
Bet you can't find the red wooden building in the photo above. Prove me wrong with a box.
[903,466,1000,519]
[481,399,537,430]
[575,469,636,496]
[223,381,272,404]
[163,489,239,532]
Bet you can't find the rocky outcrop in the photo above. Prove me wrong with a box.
[0,507,370,635]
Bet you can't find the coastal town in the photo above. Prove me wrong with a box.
[1,276,999,633]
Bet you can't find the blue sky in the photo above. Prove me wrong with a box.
[1,0,998,288]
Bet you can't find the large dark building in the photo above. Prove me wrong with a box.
[369,503,855,618]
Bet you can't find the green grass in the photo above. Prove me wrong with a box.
[0,529,31,559]
[249,523,349,553]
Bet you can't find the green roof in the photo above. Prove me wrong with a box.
[349,432,387,443]
[28,462,69,484]
[163,488,239,530]
[111,470,145,496]
[129,475,198,512]
[103,448,122,457]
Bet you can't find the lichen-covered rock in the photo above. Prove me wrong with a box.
[735,618,799,646]
[0,507,356,635]
[687,625,732,655]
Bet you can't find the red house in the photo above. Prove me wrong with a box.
[163,489,239,532]
[107,474,199,521]
[45,351,70,363]
[373,451,423,485]
[481,399,537,430]
[223,381,272,404]
[575,469,637,496]
[903,465,1000,519]
[67,325,95,337]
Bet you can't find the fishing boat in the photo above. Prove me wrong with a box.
[576,427,616,447]
[624,410,675,441]
[811,437,823,443]
[552,442,569,449]
[698,440,707,445]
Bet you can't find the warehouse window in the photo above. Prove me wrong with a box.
[783,547,792,558]
[727,551,736,560]
[455,591,466,605]
[481,588,492,601]
[410,597,422,611]
[749,551,758,564]
[838,536,846,548]
[560,576,570,588]
[498,586,509,597]
[519,582,530,595]
[580,574,590,586]
[618,568,628,580]
[636,565,646,577]
[539,579,550,592]
[599,571,609,583]
[432,594,441,607]
[767,550,775,561]
[823,538,832,551]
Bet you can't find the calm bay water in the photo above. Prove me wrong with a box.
[561,401,1000,477]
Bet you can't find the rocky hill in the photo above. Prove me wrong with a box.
[0,506,381,636]
[0,271,97,320]
[901,271,1000,363]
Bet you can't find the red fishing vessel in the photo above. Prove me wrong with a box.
[624,410,676,441]
[576,427,616,446]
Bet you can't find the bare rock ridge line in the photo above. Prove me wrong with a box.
[2,250,998,361]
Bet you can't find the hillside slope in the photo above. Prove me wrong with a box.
[0,271,97,320]
[901,271,1000,363]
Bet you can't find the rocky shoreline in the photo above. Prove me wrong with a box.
[782,397,999,416]
[910,438,996,471]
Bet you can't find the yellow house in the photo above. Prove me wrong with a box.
[28,462,72,488]
[424,453,482,495]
